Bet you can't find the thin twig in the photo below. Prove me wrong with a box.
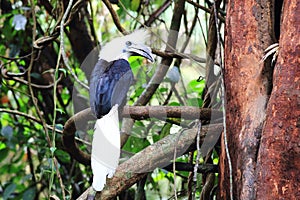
[192,120,202,199]
[144,0,172,26]
[118,0,205,67]
[186,0,225,22]
[0,108,59,132]
[1,65,64,89]
[59,0,89,90]
[152,48,206,63]
[119,0,187,149]
[51,0,81,197]
[28,0,65,198]
[28,0,51,156]
[0,52,33,61]
[172,129,186,200]
[0,108,91,149]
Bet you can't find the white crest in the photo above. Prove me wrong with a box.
[99,29,150,62]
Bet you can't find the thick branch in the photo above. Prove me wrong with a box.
[62,106,223,165]
[123,106,223,120]
[76,124,223,199]
[62,108,94,165]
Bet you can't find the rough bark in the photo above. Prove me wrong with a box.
[76,124,223,200]
[220,0,274,199]
[256,1,300,199]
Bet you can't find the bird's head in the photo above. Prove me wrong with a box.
[99,29,154,63]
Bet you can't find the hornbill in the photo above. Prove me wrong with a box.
[89,29,154,191]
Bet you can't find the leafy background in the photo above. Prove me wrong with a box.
[0,0,224,199]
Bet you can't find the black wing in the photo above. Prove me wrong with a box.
[89,59,133,118]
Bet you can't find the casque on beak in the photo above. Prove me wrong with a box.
[126,41,154,63]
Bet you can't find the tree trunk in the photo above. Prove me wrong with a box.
[219,0,276,199]
[256,0,300,199]
[220,0,300,199]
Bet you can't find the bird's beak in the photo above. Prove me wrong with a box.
[127,43,154,63]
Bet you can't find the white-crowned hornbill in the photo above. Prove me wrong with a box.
[89,29,154,191]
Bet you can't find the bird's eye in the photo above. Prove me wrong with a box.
[126,41,132,46]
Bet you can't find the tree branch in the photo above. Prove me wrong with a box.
[144,0,172,26]
[123,106,223,120]
[0,108,62,133]
[76,124,223,199]
[119,0,187,148]
[185,0,225,22]
[62,106,223,165]
[102,0,127,34]
[152,48,206,63]
[163,162,218,174]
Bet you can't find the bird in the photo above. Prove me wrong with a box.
[89,29,154,191]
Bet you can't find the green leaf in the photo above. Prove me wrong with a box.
[187,79,205,94]
[128,56,142,71]
[3,183,16,200]
[1,125,13,141]
[23,187,36,200]
[0,147,9,163]
[131,87,145,98]
[55,124,63,130]
[50,147,57,153]
[131,0,140,11]
[168,102,180,106]
[56,108,65,114]
[187,97,203,107]
[159,87,168,93]
[153,123,171,142]
[0,142,6,150]
[58,68,67,76]
[54,149,70,163]
[30,72,41,80]
[122,136,150,153]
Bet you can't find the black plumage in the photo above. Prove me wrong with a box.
[89,59,133,119]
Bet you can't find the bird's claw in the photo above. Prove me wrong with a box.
[261,43,279,64]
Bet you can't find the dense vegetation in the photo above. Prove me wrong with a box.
[0,0,225,199]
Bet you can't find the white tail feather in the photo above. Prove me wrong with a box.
[91,104,120,191]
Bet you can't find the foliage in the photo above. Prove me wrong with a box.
[0,0,225,199]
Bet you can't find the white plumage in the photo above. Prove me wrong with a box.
[100,29,151,62]
[91,105,120,191]
[90,29,153,192]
